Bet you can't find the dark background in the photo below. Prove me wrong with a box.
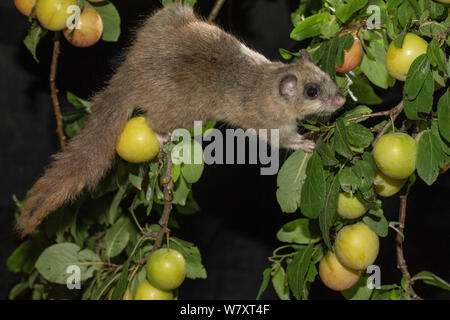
[0,0,448,300]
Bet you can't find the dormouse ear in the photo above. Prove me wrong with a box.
[279,74,298,99]
[299,49,313,62]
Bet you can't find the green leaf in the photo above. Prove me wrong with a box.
[35,243,101,285]
[347,122,374,148]
[108,181,129,225]
[362,208,389,237]
[360,41,392,89]
[111,257,130,300]
[85,1,121,42]
[427,38,447,73]
[272,266,290,300]
[170,238,207,279]
[9,281,30,300]
[172,175,191,206]
[404,54,430,100]
[338,165,361,193]
[320,35,341,78]
[256,268,271,300]
[277,219,321,244]
[316,137,339,166]
[349,78,383,105]
[437,90,450,142]
[320,15,340,39]
[300,153,327,219]
[290,13,330,42]
[319,174,340,250]
[356,153,377,191]
[430,1,446,19]
[335,0,368,23]
[334,119,353,159]
[128,164,146,191]
[181,140,204,183]
[397,1,412,28]
[404,70,434,120]
[416,130,447,185]
[412,271,450,291]
[62,110,86,122]
[65,117,86,138]
[276,150,311,213]
[286,244,314,300]
[371,284,400,300]
[394,23,409,48]
[420,21,448,37]
[7,240,44,274]
[175,192,201,215]
[342,275,373,300]
[23,21,47,62]
[279,48,298,60]
[104,217,130,259]
[66,92,93,111]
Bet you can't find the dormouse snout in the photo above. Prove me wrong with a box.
[330,93,346,110]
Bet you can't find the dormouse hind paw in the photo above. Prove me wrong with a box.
[156,132,171,148]
[288,139,316,153]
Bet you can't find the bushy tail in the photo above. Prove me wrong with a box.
[16,88,134,237]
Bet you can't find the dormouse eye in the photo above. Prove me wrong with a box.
[304,83,320,99]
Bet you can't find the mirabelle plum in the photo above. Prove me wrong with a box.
[373,133,417,180]
[386,33,428,81]
[335,222,379,270]
[336,192,368,219]
[146,248,186,291]
[373,171,407,197]
[319,251,360,291]
[35,0,78,31]
[134,281,173,300]
[14,0,37,16]
[116,117,160,163]
[336,35,363,73]
[63,6,103,48]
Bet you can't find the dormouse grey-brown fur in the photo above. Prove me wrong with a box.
[16,4,345,237]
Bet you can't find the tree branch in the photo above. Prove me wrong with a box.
[208,0,226,22]
[50,32,66,151]
[348,108,400,122]
[396,195,422,300]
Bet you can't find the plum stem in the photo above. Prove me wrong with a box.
[371,100,404,147]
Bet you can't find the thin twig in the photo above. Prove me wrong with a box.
[208,0,226,22]
[371,100,404,147]
[396,195,422,300]
[140,152,174,265]
[348,109,399,122]
[50,32,66,151]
